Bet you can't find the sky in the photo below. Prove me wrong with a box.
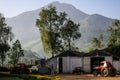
[0,0,120,19]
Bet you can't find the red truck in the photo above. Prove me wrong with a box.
[93,61,116,77]
[10,63,30,74]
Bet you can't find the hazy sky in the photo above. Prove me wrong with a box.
[0,0,120,19]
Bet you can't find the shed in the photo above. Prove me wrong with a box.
[83,49,120,73]
[46,51,84,73]
[46,50,120,73]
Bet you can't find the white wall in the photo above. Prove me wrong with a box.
[70,57,82,73]
[105,56,112,63]
[47,56,115,73]
[62,57,68,73]
[113,61,120,72]
[46,57,57,72]
[83,57,90,72]
[62,57,82,73]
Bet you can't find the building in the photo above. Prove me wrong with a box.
[46,51,84,73]
[46,50,120,73]
[83,50,120,73]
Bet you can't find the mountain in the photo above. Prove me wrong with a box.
[6,2,114,57]
[20,50,40,64]
[79,14,113,43]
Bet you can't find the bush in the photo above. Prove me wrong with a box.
[0,74,37,80]
[0,66,10,72]
[0,73,61,80]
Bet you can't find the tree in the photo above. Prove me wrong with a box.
[8,40,24,66]
[36,5,67,56]
[107,19,120,47]
[36,5,81,56]
[61,19,81,51]
[92,34,104,49]
[0,13,13,65]
[105,19,120,56]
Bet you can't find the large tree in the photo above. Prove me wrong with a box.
[36,5,81,56]
[61,19,81,51]
[8,40,24,66]
[36,5,67,56]
[105,19,120,56]
[0,13,13,65]
[107,19,120,47]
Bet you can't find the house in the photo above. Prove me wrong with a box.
[46,51,84,73]
[46,50,120,73]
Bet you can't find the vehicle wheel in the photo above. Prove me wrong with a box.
[109,70,116,77]
[10,70,14,74]
[19,69,25,74]
[101,68,108,77]
[93,71,98,77]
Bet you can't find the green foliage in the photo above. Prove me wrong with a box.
[61,19,81,50]
[107,19,120,47]
[105,19,120,56]
[36,5,81,56]
[0,77,23,80]
[36,5,66,56]
[36,5,59,56]
[105,45,120,56]
[0,13,13,65]
[92,34,104,50]
[0,74,37,80]
[8,40,24,66]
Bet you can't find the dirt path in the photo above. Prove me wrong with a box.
[59,74,120,80]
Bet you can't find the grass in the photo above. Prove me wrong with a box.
[0,74,37,80]
[0,73,61,80]
[31,74,61,80]
[0,77,24,80]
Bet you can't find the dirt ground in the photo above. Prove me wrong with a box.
[58,74,120,80]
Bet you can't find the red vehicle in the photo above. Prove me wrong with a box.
[72,67,84,74]
[93,61,116,77]
[10,63,30,74]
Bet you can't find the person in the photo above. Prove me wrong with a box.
[50,64,54,75]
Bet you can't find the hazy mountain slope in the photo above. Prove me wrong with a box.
[49,1,89,22]
[79,14,113,43]
[6,10,40,43]
[6,2,88,43]
[5,2,114,57]
[20,50,41,63]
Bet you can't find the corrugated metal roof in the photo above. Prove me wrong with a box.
[84,49,111,57]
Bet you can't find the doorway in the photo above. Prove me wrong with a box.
[59,58,63,73]
[91,57,105,73]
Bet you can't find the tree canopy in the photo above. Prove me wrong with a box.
[105,19,120,56]
[92,34,104,50]
[61,19,81,50]
[8,40,24,66]
[36,5,81,57]
[107,19,120,47]
[0,13,13,65]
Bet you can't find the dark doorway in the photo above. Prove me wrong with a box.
[59,58,63,73]
[91,57,105,73]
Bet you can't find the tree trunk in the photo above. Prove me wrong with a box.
[68,39,71,51]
